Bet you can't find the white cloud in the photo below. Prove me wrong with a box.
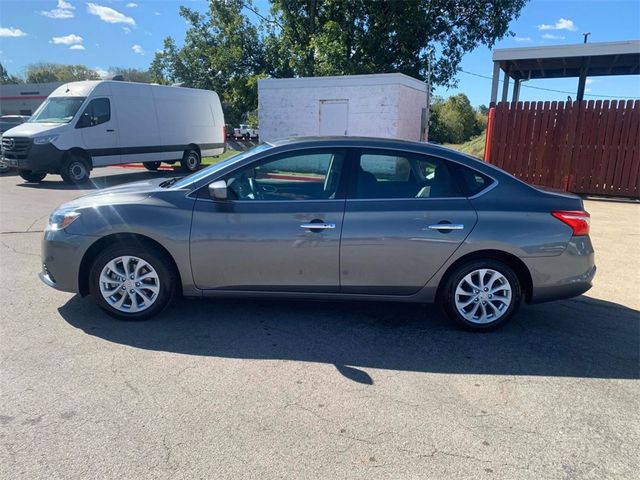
[132,44,145,55]
[40,0,75,19]
[87,3,135,25]
[94,67,110,78]
[542,33,566,40]
[0,27,27,37]
[69,44,85,50]
[50,33,83,45]
[585,78,598,85]
[538,18,577,31]
[514,36,532,42]
[122,26,131,34]
[154,11,161,16]
[126,2,138,7]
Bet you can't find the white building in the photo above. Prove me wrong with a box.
[0,82,63,115]
[258,73,427,143]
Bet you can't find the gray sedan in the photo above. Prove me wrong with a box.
[40,137,595,331]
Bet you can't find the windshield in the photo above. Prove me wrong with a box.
[29,97,86,124]
[172,143,274,189]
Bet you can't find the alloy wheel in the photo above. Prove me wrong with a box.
[98,255,160,313]
[454,268,512,324]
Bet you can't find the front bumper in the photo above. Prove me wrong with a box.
[524,235,596,303]
[40,229,94,293]
[1,143,65,173]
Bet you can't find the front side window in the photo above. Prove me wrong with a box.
[354,151,461,199]
[28,97,86,124]
[77,98,110,128]
[224,150,345,201]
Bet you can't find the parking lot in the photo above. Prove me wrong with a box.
[0,167,638,479]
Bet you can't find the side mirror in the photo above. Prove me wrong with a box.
[77,112,91,128]
[208,180,228,201]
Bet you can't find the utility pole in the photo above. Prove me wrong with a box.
[423,49,433,142]
[583,32,591,43]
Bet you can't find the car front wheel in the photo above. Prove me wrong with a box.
[89,243,176,320]
[440,259,522,331]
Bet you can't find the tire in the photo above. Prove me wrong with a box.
[0,164,10,174]
[89,242,176,321]
[144,161,161,171]
[440,259,522,332]
[19,170,46,182]
[60,154,90,184]
[180,148,201,172]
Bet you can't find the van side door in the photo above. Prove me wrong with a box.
[77,97,120,166]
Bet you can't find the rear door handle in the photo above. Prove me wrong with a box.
[300,223,335,230]
[428,224,464,231]
[106,129,115,132]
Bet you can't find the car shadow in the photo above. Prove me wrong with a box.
[57,294,639,383]
[15,169,179,191]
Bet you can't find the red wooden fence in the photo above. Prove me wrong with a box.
[485,100,640,198]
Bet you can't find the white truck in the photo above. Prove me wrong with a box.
[0,80,225,184]
[232,124,259,140]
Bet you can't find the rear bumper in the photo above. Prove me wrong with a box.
[524,235,596,304]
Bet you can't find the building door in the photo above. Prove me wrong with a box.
[319,100,348,136]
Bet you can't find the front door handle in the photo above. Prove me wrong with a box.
[300,223,335,230]
[106,129,115,132]
[428,224,464,231]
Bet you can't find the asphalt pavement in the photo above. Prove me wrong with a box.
[1,167,638,479]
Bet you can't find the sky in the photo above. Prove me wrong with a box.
[1,0,639,107]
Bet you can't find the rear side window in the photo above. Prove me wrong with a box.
[452,164,494,197]
[354,151,461,199]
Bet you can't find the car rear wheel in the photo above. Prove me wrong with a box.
[60,154,90,184]
[89,243,176,320]
[19,170,47,182]
[440,259,522,332]
[180,149,201,172]
[144,161,161,171]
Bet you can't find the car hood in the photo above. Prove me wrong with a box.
[3,122,67,137]
[62,177,174,209]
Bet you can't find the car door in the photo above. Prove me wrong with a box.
[340,149,478,295]
[190,149,347,292]
[78,97,120,166]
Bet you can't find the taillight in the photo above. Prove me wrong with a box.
[551,210,590,236]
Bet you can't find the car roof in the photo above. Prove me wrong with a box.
[265,135,502,174]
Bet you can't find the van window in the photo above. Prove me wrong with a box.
[77,98,110,128]
[29,97,85,124]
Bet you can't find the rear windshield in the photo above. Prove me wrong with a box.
[29,97,86,124]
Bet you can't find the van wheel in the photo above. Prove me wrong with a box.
[19,170,46,183]
[144,161,161,171]
[61,154,90,184]
[89,243,176,320]
[440,259,522,332]
[181,149,201,172]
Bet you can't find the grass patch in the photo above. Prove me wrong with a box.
[445,131,486,159]
[202,148,240,166]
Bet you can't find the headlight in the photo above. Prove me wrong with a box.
[48,210,81,231]
[34,135,59,145]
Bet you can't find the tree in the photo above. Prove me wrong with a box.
[24,63,100,83]
[266,0,527,86]
[108,67,154,83]
[0,63,22,84]
[151,0,265,125]
[430,93,482,144]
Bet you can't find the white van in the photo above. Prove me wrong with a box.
[0,80,225,184]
